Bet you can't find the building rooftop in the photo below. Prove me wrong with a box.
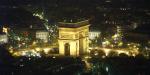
[58,20,89,28]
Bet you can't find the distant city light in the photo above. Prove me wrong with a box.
[3,27,8,34]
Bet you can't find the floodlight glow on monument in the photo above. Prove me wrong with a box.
[58,20,90,56]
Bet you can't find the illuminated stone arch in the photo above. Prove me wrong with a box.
[58,20,90,56]
[64,43,70,56]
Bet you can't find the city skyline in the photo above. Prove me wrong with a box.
[0,0,150,75]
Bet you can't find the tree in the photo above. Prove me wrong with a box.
[119,53,128,57]
[108,51,118,57]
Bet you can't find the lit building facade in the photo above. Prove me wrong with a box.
[36,31,49,43]
[89,31,101,40]
[0,33,8,44]
[3,27,8,34]
[58,20,90,56]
